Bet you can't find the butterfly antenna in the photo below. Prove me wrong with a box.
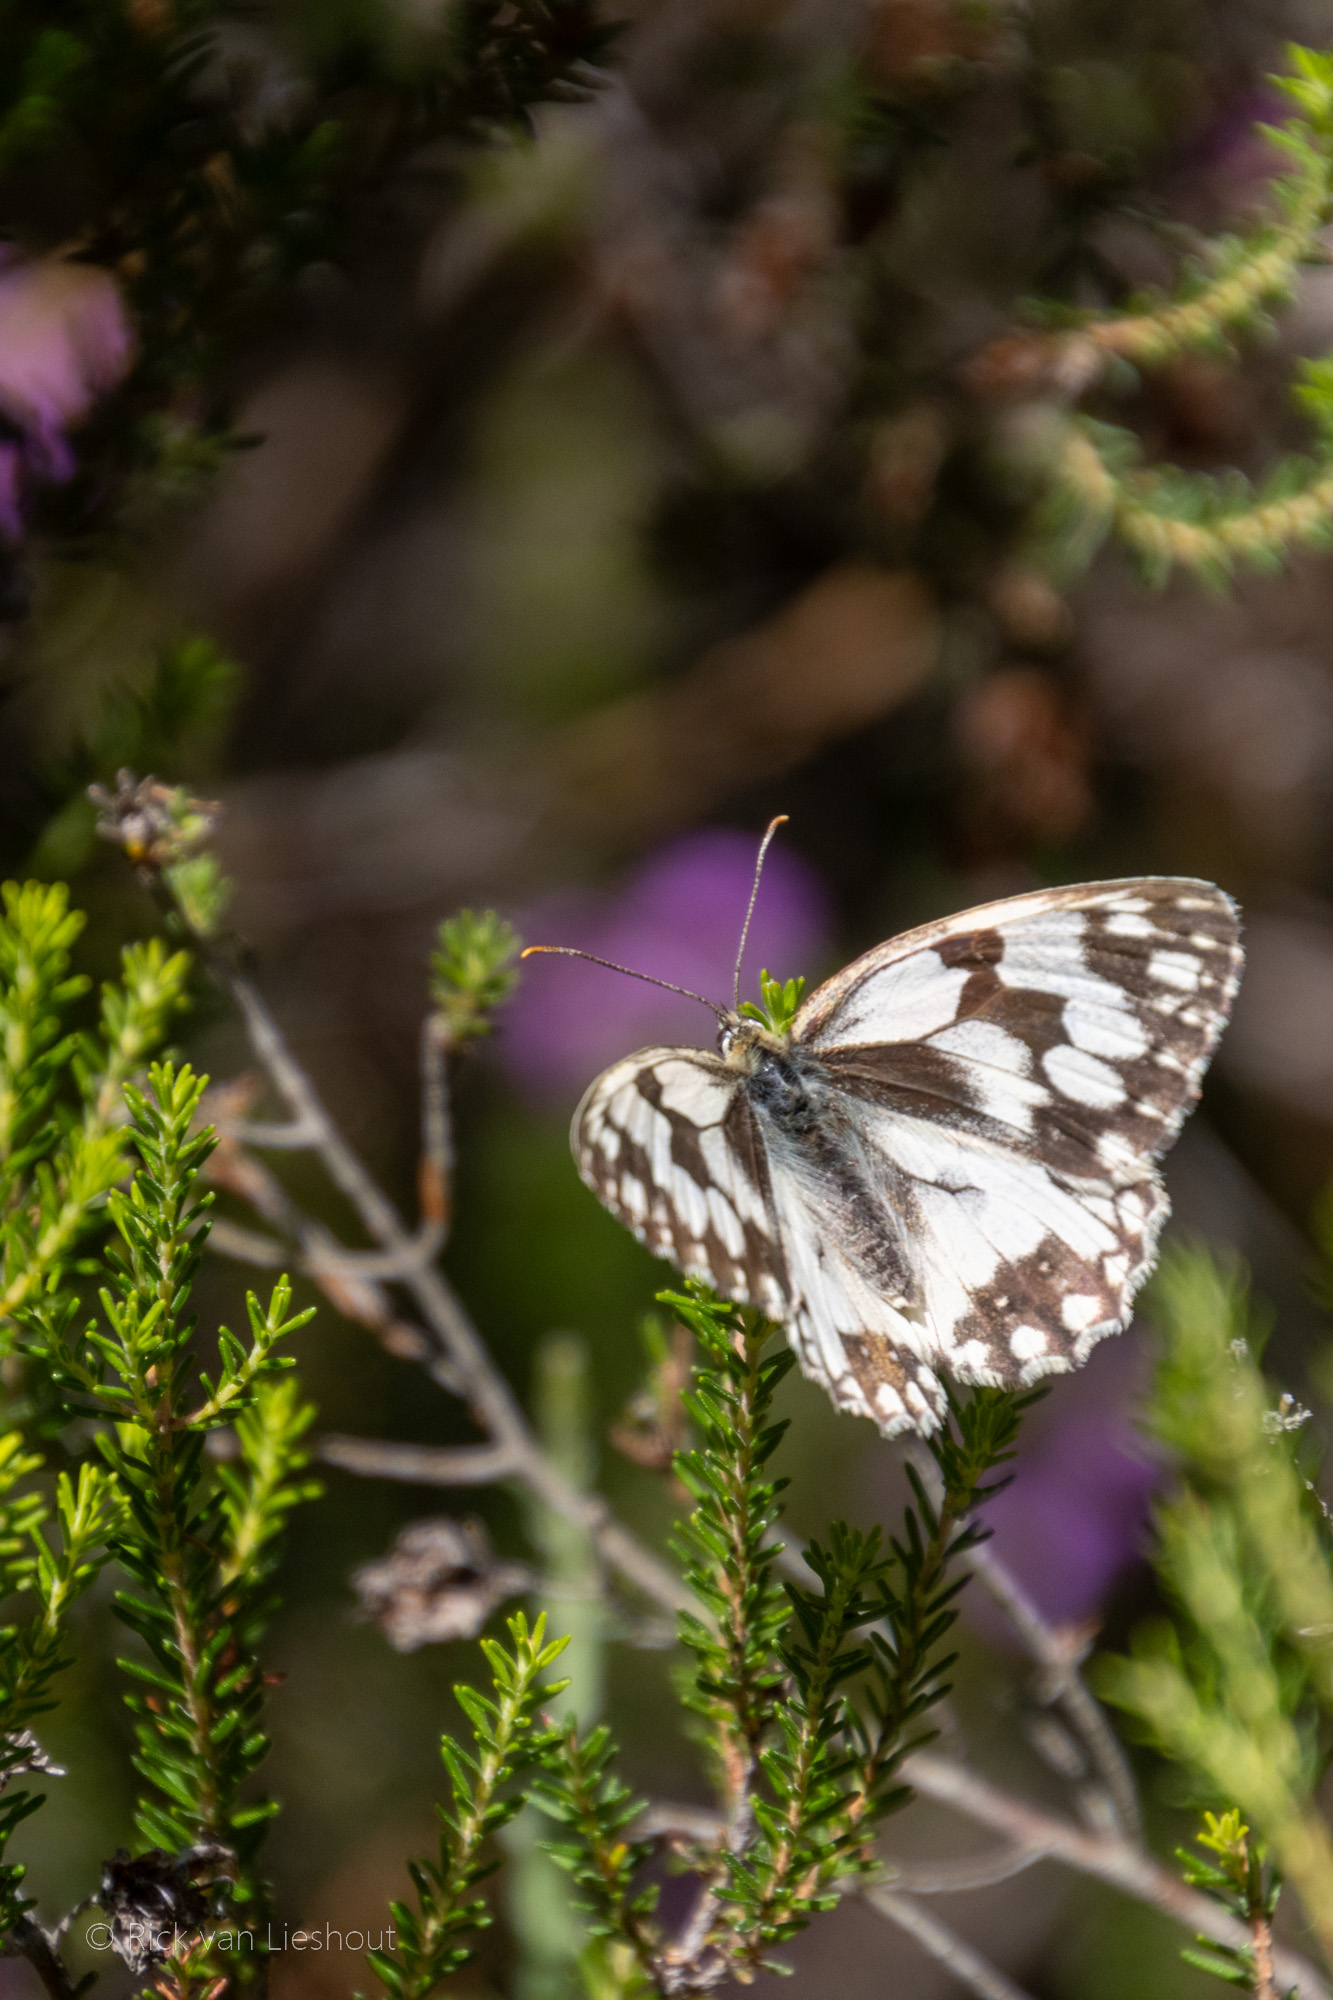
[733,814,789,1009]
[520,946,729,1022]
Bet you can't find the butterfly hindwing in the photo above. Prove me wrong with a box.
[572,1049,788,1317]
[759,1142,951,1433]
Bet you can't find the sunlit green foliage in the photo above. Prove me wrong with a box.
[487,1283,1031,1988]
[0,1444,122,1935]
[0,879,190,1353]
[1038,45,1333,587]
[1176,1810,1286,1992]
[738,970,807,1037]
[0,1034,320,1973]
[0,881,323,1966]
[1098,1245,1333,1971]
[371,1615,571,1999]
[430,910,523,1043]
[80,1068,314,1881]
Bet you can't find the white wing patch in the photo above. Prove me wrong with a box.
[761,1146,947,1432]
[824,950,970,1045]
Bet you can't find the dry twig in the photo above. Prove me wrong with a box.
[901,1751,1330,2000]
[862,1888,1040,2000]
[208,967,691,1617]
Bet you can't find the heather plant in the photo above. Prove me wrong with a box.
[1005,45,1333,589]
[0,888,319,1995]
[0,852,1041,1999]
[6,10,1333,629]
[0,0,612,553]
[1098,1245,1333,1989]
[0,807,1319,2000]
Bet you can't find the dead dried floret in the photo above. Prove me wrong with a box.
[98,1843,234,1973]
[351,1516,531,1652]
[89,768,220,870]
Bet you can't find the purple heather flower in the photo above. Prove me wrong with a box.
[971,1335,1159,1633]
[0,252,134,540]
[1170,86,1288,214]
[0,443,20,544]
[502,828,833,1105]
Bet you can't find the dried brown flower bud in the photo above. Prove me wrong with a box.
[962,331,1102,402]
[953,666,1094,845]
[98,1843,234,1973]
[351,1517,531,1652]
[89,768,220,870]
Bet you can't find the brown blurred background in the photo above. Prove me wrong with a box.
[7,0,1333,1991]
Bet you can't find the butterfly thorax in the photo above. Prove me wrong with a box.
[718,1018,821,1139]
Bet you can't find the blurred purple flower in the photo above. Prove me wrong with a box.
[502,828,832,1105]
[971,1336,1159,1634]
[1172,86,1288,211]
[0,251,134,540]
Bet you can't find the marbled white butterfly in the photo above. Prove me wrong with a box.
[527,827,1242,1436]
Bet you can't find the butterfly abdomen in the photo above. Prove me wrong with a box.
[744,1050,919,1313]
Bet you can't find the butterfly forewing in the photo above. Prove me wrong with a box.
[570,876,1242,1437]
[796,878,1239,1178]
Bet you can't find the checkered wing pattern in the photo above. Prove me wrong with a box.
[573,1049,788,1315]
[571,877,1242,1437]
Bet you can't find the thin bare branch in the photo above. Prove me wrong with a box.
[209,1208,445,1282]
[881,1843,1043,1895]
[965,1536,1142,1842]
[3,1914,79,2000]
[905,1439,1141,1843]
[418,1012,455,1234]
[205,1101,465,1388]
[226,972,410,1245]
[1253,1912,1279,2000]
[224,1118,323,1149]
[901,1751,1331,2000]
[207,1218,287,1267]
[637,1801,726,1843]
[209,962,693,1618]
[863,1887,1039,2000]
[288,1228,448,1281]
[320,1435,521,1484]
[585,1500,694,1615]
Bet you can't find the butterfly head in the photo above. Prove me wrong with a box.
[717,1012,790,1069]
